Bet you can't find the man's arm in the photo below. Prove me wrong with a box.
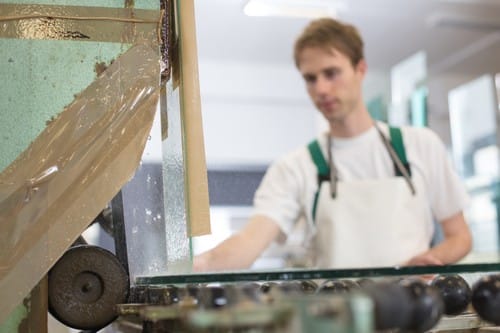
[406,211,472,266]
[193,214,282,272]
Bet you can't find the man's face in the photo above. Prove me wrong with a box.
[298,47,366,123]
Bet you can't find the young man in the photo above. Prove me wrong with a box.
[194,18,472,271]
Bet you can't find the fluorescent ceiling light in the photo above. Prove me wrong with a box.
[428,12,500,30]
[439,0,500,5]
[244,0,347,18]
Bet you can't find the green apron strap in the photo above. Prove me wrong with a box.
[307,140,329,177]
[389,126,412,177]
[307,140,329,223]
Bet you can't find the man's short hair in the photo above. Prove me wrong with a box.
[294,18,364,68]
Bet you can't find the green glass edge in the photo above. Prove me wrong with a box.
[136,263,500,285]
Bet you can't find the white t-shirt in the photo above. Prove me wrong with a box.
[252,122,469,239]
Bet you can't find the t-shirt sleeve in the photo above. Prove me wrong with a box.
[251,155,304,236]
[418,128,470,222]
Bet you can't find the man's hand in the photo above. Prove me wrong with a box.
[192,253,209,272]
[190,215,282,272]
[405,212,471,268]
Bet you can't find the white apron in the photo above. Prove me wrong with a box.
[311,126,434,268]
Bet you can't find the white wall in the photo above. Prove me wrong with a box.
[199,60,391,166]
[199,60,316,166]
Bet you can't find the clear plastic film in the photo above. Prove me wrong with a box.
[0,4,160,44]
[122,103,171,282]
[162,80,191,273]
[0,44,161,324]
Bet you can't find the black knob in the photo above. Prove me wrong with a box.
[472,274,500,325]
[164,285,180,304]
[400,279,444,332]
[317,279,359,294]
[198,285,238,309]
[260,281,280,294]
[431,274,471,315]
[298,280,318,294]
[362,282,413,330]
[185,283,203,299]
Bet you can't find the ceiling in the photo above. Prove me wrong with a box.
[193,0,500,75]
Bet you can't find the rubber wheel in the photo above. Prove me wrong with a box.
[48,245,129,330]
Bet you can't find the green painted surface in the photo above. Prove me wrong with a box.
[0,39,129,172]
[0,304,27,333]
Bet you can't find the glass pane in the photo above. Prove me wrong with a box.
[137,263,500,285]
[188,0,500,281]
[449,75,500,259]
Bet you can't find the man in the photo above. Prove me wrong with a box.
[194,18,472,271]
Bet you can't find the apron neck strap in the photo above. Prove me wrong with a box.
[307,140,329,178]
[388,126,411,177]
[374,122,416,195]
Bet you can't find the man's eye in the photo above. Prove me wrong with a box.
[325,69,339,79]
[304,75,316,84]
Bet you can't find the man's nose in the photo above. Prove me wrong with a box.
[314,76,330,95]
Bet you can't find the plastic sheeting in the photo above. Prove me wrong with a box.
[0,44,161,323]
[0,4,160,44]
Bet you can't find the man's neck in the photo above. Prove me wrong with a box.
[329,106,374,138]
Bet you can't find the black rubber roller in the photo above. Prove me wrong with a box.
[431,274,471,315]
[362,282,413,330]
[400,279,444,332]
[48,245,129,330]
[471,274,500,325]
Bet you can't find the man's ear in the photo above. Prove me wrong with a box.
[356,59,367,77]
